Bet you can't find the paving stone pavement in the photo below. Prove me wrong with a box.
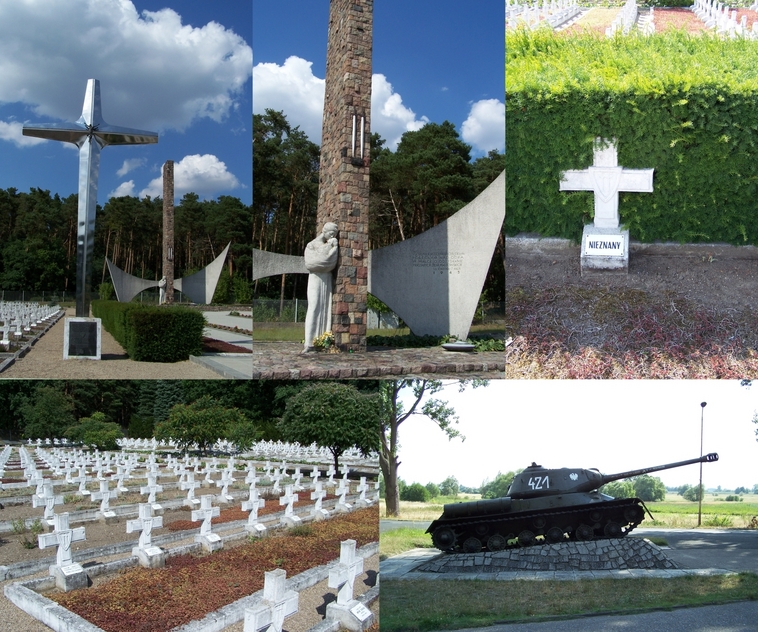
[252,342,505,379]
[416,538,678,573]
[381,547,733,582]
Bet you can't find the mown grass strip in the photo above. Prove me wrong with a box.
[380,527,434,560]
[381,573,758,632]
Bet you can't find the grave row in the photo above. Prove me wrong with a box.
[0,301,60,348]
[693,0,758,37]
[2,444,380,631]
[506,0,581,31]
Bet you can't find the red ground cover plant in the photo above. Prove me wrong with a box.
[201,337,252,353]
[505,286,758,378]
[54,507,378,632]
[653,8,707,33]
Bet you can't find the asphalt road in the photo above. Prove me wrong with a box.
[381,521,758,632]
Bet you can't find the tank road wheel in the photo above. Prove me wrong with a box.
[604,522,623,538]
[532,517,546,530]
[575,524,594,541]
[487,534,507,551]
[475,524,489,536]
[624,505,645,524]
[462,537,482,553]
[518,530,536,547]
[546,527,565,544]
[589,510,603,525]
[432,527,457,551]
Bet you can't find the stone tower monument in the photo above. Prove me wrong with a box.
[316,0,373,352]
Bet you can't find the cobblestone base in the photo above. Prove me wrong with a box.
[252,342,504,379]
[417,538,678,573]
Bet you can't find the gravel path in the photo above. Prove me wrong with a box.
[0,308,223,379]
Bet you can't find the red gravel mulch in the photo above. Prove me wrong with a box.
[200,337,251,354]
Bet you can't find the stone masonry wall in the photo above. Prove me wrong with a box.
[162,160,175,304]
[417,538,678,573]
[316,0,373,352]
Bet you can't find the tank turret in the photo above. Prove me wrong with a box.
[427,453,718,553]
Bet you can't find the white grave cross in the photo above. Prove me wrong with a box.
[559,138,654,229]
[244,568,298,632]
[126,503,163,551]
[192,494,220,537]
[38,512,86,569]
[328,539,363,606]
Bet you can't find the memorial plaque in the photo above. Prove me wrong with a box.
[63,317,101,359]
[583,234,625,257]
[350,602,373,622]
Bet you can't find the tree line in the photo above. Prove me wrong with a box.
[253,109,505,304]
[0,188,252,302]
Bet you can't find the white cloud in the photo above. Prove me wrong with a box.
[0,120,47,147]
[138,154,241,200]
[253,56,325,143]
[252,58,429,150]
[371,74,429,151]
[0,1,251,132]
[461,98,505,154]
[116,158,146,177]
[109,180,135,198]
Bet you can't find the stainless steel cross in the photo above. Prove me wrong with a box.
[23,79,158,317]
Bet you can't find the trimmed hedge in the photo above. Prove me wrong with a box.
[506,29,758,244]
[92,301,204,362]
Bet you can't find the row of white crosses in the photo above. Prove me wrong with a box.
[505,0,579,30]
[693,0,758,38]
[606,0,638,37]
[0,301,60,348]
[245,539,371,632]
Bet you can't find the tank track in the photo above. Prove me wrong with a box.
[429,498,649,553]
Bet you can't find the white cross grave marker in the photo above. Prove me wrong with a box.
[126,502,165,567]
[328,539,363,606]
[244,568,299,632]
[192,494,222,551]
[38,512,86,570]
[243,487,267,536]
[181,472,201,507]
[279,484,301,527]
[559,138,654,229]
[140,474,163,513]
[559,138,654,272]
[91,479,118,520]
[311,481,329,521]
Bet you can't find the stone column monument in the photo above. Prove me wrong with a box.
[316,0,373,352]
[162,160,175,304]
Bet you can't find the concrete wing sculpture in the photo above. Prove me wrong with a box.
[107,243,231,305]
[252,250,309,281]
[368,170,505,339]
[174,242,230,305]
[106,259,160,303]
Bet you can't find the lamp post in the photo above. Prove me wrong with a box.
[698,401,706,527]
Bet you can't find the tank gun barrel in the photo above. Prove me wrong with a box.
[599,453,718,486]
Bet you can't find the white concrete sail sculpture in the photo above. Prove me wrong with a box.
[106,242,230,304]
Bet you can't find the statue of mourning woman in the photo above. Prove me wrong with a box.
[303,222,339,352]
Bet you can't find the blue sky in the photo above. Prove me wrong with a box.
[398,381,758,491]
[253,0,505,155]
[0,1,252,205]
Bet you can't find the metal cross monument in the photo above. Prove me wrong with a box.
[23,79,158,317]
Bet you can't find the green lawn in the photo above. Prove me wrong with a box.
[381,574,758,632]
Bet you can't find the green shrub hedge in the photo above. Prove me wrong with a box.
[506,29,758,244]
[92,301,204,362]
